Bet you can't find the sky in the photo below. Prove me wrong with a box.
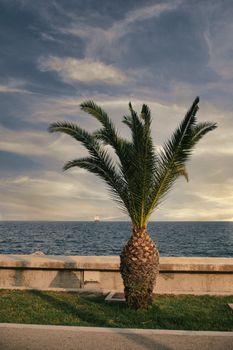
[0,0,232,221]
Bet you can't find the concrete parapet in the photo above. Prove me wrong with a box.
[0,255,233,295]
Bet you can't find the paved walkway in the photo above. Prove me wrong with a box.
[0,324,233,350]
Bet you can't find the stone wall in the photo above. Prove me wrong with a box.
[0,255,233,295]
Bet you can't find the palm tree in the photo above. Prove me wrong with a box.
[49,97,217,310]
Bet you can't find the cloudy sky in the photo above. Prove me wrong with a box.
[0,0,232,221]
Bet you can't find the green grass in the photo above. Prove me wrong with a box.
[0,290,233,331]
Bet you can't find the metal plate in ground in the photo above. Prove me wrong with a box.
[105,291,125,302]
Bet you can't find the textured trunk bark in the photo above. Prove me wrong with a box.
[120,227,159,310]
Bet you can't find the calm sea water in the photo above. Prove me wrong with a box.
[0,221,232,257]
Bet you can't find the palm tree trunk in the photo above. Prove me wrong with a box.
[120,227,159,310]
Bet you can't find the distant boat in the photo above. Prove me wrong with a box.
[94,216,100,222]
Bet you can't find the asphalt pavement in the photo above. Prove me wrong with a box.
[0,324,233,350]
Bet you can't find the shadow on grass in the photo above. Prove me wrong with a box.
[29,290,110,327]
[29,290,172,350]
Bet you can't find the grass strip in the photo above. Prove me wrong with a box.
[0,290,233,331]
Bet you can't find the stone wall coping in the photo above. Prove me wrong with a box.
[0,255,233,272]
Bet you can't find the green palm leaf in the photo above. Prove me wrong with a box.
[191,122,217,144]
[49,97,217,228]
[144,97,216,221]
[48,122,132,218]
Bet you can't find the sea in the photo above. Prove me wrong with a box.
[0,221,232,257]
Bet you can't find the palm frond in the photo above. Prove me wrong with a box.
[80,101,141,223]
[79,101,143,224]
[191,122,217,144]
[63,156,130,214]
[144,97,203,219]
[80,100,119,145]
[48,122,132,219]
[48,121,98,157]
[80,101,134,189]
[120,103,158,227]
[80,100,112,128]
[122,115,133,129]
[49,97,217,229]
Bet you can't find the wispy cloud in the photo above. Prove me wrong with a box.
[205,28,233,79]
[0,127,87,163]
[0,79,34,94]
[203,3,233,79]
[0,85,30,94]
[157,176,233,221]
[0,128,51,157]
[0,0,232,221]
[38,56,128,85]
[107,0,182,47]
[60,1,181,59]
[1,103,232,221]
[0,172,116,220]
